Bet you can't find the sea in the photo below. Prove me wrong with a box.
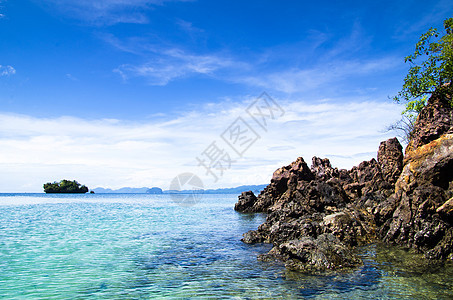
[0,193,452,299]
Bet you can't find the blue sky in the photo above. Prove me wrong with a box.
[0,0,452,192]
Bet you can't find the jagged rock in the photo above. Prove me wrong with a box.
[235,87,453,271]
[272,157,315,184]
[349,159,382,185]
[246,157,315,213]
[235,139,404,272]
[234,191,258,212]
[378,137,404,184]
[348,155,397,212]
[311,157,339,180]
[379,134,453,259]
[406,88,453,152]
[235,153,394,271]
[375,89,453,260]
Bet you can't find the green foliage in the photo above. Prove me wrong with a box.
[390,17,453,143]
[394,17,453,110]
[43,179,89,193]
[402,96,428,116]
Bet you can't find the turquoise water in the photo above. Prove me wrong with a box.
[0,194,452,299]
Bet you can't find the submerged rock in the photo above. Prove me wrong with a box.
[236,88,453,272]
[259,234,362,273]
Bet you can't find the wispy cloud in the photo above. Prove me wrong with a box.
[393,0,453,38]
[0,65,15,76]
[241,56,400,94]
[43,0,190,25]
[103,14,400,91]
[0,95,402,192]
[0,0,5,18]
[114,48,237,85]
[105,33,244,85]
[236,20,401,94]
[176,19,204,34]
[65,73,78,81]
[175,18,205,42]
[109,38,399,90]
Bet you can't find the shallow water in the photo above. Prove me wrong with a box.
[0,193,452,299]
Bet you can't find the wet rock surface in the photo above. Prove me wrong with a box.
[235,90,453,272]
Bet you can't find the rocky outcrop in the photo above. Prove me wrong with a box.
[377,134,453,259]
[375,90,453,260]
[234,191,258,212]
[406,87,453,152]
[235,88,453,272]
[377,137,404,184]
[236,152,391,272]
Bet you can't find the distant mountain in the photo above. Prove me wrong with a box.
[93,184,267,194]
[180,184,267,195]
[146,187,163,194]
[93,187,150,193]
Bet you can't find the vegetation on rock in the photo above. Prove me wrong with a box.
[43,180,89,193]
[394,17,453,113]
[391,17,453,142]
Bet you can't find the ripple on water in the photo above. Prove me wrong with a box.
[0,194,453,299]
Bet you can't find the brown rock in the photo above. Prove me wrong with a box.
[234,87,453,271]
[234,191,258,212]
[406,88,453,153]
[380,134,453,259]
[378,137,404,184]
[276,234,362,272]
[311,157,339,180]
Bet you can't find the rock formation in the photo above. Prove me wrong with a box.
[376,89,453,260]
[235,89,453,272]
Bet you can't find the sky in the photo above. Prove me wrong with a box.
[0,0,452,192]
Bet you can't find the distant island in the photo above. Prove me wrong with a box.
[147,187,163,194]
[92,184,267,194]
[43,180,89,194]
[93,187,154,194]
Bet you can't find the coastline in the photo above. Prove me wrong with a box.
[235,88,453,272]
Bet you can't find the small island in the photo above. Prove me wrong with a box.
[43,179,89,194]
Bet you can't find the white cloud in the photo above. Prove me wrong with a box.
[114,48,236,85]
[0,0,4,19]
[0,65,16,76]
[110,40,399,90]
[103,16,400,90]
[65,73,78,81]
[104,34,243,85]
[0,95,403,192]
[43,0,191,25]
[241,56,400,94]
